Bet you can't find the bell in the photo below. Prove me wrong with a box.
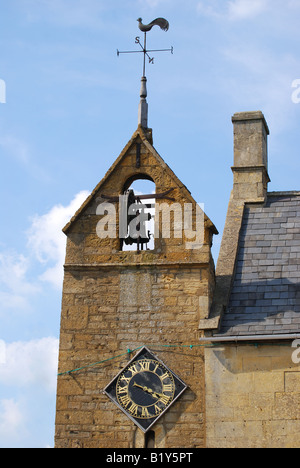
[120,189,153,250]
[125,206,152,247]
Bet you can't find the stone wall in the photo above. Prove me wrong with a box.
[55,266,209,448]
[55,127,217,448]
[205,344,300,448]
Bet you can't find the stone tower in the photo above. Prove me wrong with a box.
[54,113,218,447]
[55,22,218,446]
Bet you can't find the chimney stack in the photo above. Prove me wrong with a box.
[231,111,270,201]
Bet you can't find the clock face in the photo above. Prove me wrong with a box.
[104,347,188,432]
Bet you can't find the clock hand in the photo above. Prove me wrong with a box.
[151,390,165,399]
[133,383,147,391]
[133,382,164,399]
[133,383,156,396]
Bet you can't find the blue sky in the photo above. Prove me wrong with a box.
[0,0,300,448]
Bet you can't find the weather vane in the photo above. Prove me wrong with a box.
[117,18,172,129]
[117,17,173,77]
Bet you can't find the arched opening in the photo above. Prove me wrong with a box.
[120,177,155,252]
[123,173,154,192]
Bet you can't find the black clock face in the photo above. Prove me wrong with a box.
[104,347,188,432]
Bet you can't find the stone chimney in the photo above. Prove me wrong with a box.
[199,111,271,333]
[231,111,270,201]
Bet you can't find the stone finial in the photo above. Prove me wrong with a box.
[138,76,148,128]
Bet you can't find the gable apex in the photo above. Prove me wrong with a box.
[63,125,217,235]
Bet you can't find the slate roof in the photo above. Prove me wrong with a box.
[219,192,300,336]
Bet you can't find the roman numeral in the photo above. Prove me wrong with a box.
[128,402,139,417]
[159,394,171,406]
[162,384,173,393]
[119,394,131,407]
[160,372,171,381]
[120,375,131,384]
[141,406,150,418]
[117,385,128,395]
[128,364,139,376]
[139,360,151,372]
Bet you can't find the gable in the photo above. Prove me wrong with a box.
[63,126,217,236]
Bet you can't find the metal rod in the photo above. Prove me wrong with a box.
[143,32,146,77]
[117,34,173,75]
[117,50,144,55]
[146,48,173,53]
[118,49,172,55]
[101,188,175,203]
[199,334,300,343]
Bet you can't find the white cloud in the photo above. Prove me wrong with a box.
[227,0,269,20]
[27,191,90,289]
[0,337,59,392]
[197,0,269,20]
[0,337,59,447]
[0,190,89,315]
[197,0,222,18]
[221,44,298,133]
[138,0,169,7]
[0,399,24,439]
[0,251,40,310]
[194,0,300,136]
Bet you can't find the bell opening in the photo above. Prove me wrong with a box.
[120,179,155,252]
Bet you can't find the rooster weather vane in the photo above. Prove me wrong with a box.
[117,17,173,77]
[111,18,173,251]
[117,17,172,129]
